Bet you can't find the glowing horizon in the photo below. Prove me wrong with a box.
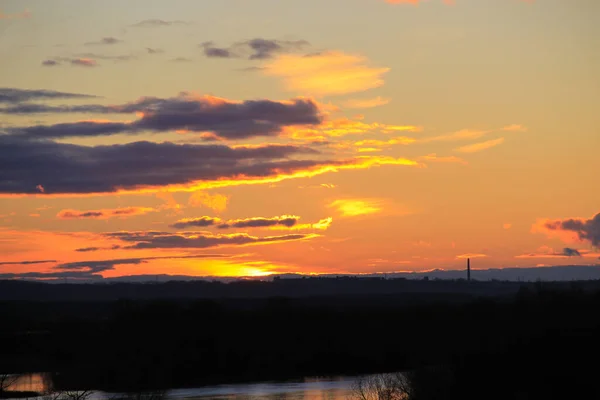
[1,0,599,280]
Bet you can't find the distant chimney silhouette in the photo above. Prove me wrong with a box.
[467,258,471,282]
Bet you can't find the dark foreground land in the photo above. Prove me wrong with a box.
[2,278,600,399]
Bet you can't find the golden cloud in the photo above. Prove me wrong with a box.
[418,154,468,165]
[328,199,384,217]
[263,51,390,96]
[287,117,422,141]
[57,207,155,220]
[454,137,505,153]
[188,191,229,213]
[342,97,391,109]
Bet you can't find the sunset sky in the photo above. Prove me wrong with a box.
[1,0,599,280]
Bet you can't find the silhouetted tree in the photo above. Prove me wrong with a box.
[351,373,410,400]
[0,374,19,397]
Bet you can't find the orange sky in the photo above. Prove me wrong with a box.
[0,0,599,279]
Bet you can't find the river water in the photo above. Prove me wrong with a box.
[7,374,357,400]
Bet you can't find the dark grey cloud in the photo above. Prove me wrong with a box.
[202,38,309,60]
[0,88,96,103]
[239,38,309,60]
[0,259,57,266]
[146,48,164,54]
[131,19,188,27]
[0,271,104,280]
[75,52,136,61]
[85,37,122,46]
[562,248,582,257]
[171,217,219,229]
[0,137,330,194]
[75,245,121,253]
[545,213,600,247]
[56,258,145,274]
[11,121,130,137]
[57,207,152,219]
[218,216,299,229]
[40,56,111,67]
[0,103,114,114]
[70,58,98,67]
[107,231,314,250]
[42,59,59,67]
[170,215,300,230]
[6,94,323,140]
[0,254,228,280]
[201,42,234,58]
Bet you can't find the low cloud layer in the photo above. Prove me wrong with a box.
[4,93,323,140]
[171,215,301,229]
[85,37,122,46]
[57,207,155,220]
[0,88,96,103]
[107,230,317,249]
[515,246,589,259]
[0,259,57,266]
[0,134,419,196]
[0,255,228,280]
[0,9,31,19]
[0,138,323,194]
[131,19,188,27]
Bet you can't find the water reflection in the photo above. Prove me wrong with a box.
[172,376,354,400]
[5,373,50,393]
[4,375,356,400]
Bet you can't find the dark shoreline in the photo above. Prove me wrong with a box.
[3,280,600,398]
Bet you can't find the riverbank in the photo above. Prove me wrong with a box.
[2,285,600,398]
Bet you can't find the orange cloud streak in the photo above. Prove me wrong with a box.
[0,156,422,198]
[57,207,156,220]
[263,51,390,96]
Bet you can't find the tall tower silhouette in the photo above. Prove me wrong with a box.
[467,258,471,282]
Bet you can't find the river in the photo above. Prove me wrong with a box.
[6,374,358,400]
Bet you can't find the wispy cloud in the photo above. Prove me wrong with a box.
[263,51,390,96]
[172,215,300,229]
[0,259,56,266]
[454,137,505,153]
[383,0,532,5]
[5,93,323,140]
[107,230,319,250]
[131,19,188,27]
[342,97,391,109]
[0,88,96,103]
[188,192,229,212]
[170,57,193,62]
[421,129,490,143]
[202,38,309,60]
[418,154,468,165]
[328,199,383,217]
[0,9,31,20]
[287,117,421,141]
[84,37,122,46]
[70,58,98,67]
[57,207,155,220]
[515,247,594,259]
[456,253,487,259]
